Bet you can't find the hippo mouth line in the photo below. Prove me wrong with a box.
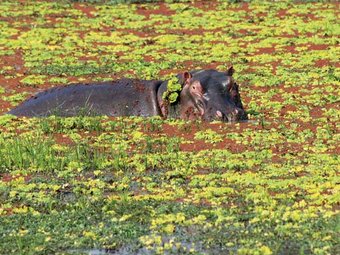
[194,99,206,116]
[196,104,244,122]
[207,106,247,122]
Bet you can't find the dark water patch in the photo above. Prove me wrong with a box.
[67,249,116,255]
[238,119,258,124]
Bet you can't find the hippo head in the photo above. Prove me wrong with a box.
[158,67,247,122]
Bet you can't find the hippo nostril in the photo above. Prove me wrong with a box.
[216,110,223,118]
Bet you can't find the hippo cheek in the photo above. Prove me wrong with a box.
[180,102,205,120]
[180,96,206,120]
[186,81,206,118]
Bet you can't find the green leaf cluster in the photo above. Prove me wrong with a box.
[162,76,182,104]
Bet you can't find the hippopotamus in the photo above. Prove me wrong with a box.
[8,67,247,122]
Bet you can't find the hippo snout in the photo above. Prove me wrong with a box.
[214,107,246,122]
[231,107,246,121]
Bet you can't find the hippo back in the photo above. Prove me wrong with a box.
[8,79,163,117]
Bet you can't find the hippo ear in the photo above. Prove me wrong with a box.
[183,71,192,83]
[227,66,234,76]
[177,72,192,86]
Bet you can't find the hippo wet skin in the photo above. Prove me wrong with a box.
[8,79,163,117]
[8,67,247,122]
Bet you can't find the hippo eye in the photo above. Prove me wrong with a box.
[192,86,196,90]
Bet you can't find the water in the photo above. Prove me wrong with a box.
[67,249,119,255]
